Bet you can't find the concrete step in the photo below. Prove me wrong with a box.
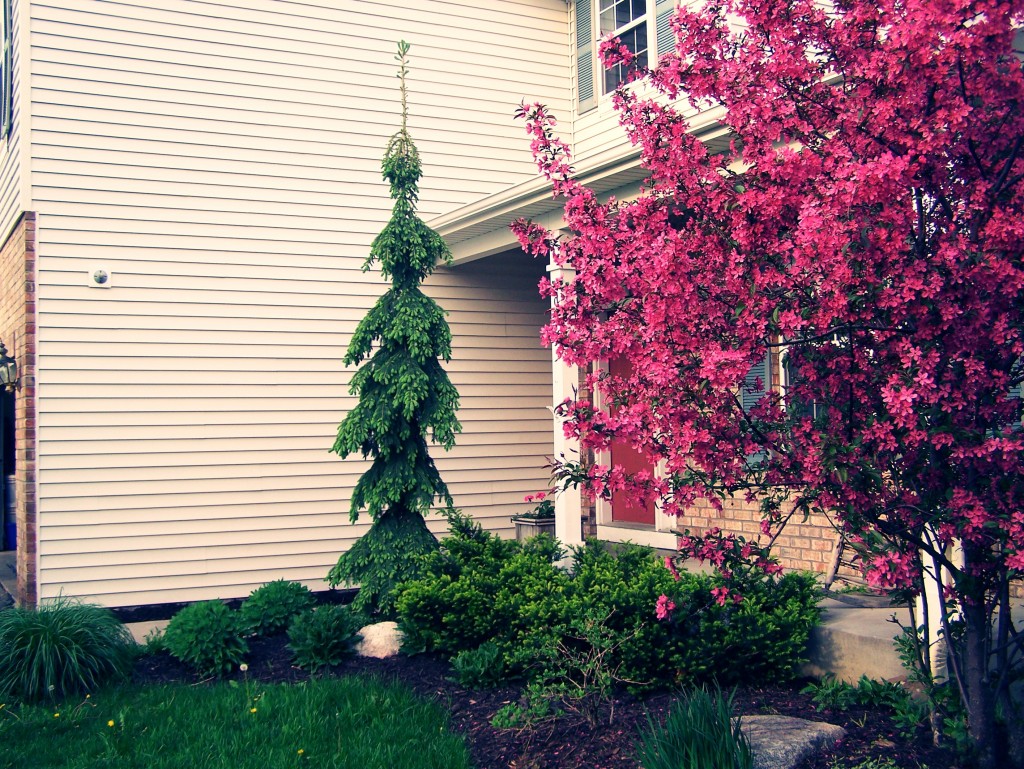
[803,597,910,683]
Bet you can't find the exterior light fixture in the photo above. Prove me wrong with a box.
[0,341,17,392]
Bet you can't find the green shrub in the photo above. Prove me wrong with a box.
[240,580,315,636]
[0,596,136,702]
[396,528,820,694]
[287,605,362,673]
[395,512,562,662]
[450,642,505,688]
[163,600,248,677]
[635,686,753,769]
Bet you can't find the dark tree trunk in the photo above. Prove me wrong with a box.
[963,597,998,769]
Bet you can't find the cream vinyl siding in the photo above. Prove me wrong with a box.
[30,0,569,606]
[0,0,24,241]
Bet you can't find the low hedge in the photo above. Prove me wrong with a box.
[396,512,820,691]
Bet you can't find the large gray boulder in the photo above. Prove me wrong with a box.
[741,715,846,769]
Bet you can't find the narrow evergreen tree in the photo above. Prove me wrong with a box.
[327,42,460,617]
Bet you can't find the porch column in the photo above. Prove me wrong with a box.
[547,256,583,549]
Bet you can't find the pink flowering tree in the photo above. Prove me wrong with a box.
[513,2,1024,766]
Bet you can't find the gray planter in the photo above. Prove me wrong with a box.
[511,515,556,541]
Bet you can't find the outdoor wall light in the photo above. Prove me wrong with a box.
[0,341,18,392]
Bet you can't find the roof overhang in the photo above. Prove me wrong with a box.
[429,109,731,265]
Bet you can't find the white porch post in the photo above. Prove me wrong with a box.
[547,257,583,549]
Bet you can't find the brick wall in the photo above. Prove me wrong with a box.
[672,498,837,572]
[0,212,37,605]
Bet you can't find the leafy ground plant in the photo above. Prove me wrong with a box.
[163,600,248,677]
[287,605,362,673]
[635,686,753,769]
[802,674,929,741]
[0,596,136,702]
[0,676,471,769]
[240,579,315,636]
[450,641,505,689]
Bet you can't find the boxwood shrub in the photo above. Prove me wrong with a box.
[396,515,820,691]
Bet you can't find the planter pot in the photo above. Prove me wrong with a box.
[511,515,555,542]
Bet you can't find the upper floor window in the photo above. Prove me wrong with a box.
[576,0,677,113]
[599,0,649,92]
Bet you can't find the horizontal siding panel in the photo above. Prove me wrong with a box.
[38,438,553,466]
[39,450,551,482]
[39,476,544,515]
[42,538,357,571]
[38,496,531,538]
[36,423,552,448]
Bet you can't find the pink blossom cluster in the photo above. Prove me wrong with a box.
[654,594,676,620]
[513,0,1024,606]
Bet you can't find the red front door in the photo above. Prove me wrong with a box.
[608,357,656,525]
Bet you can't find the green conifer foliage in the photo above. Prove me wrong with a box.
[327,42,460,617]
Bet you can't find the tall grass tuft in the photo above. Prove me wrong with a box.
[635,685,754,769]
[0,596,136,702]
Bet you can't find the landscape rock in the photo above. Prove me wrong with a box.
[356,621,403,659]
[741,715,846,769]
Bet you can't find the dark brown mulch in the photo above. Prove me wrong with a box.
[132,635,960,769]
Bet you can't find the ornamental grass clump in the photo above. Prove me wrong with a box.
[163,600,248,677]
[635,686,753,769]
[240,579,315,636]
[0,596,136,702]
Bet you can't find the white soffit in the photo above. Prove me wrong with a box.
[431,116,731,265]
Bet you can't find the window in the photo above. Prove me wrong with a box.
[599,0,649,92]
[576,0,678,113]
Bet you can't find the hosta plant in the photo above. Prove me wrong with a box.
[163,600,248,677]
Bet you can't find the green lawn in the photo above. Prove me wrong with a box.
[0,676,471,769]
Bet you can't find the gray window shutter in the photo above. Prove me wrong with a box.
[742,352,770,467]
[2,0,11,138]
[742,352,770,413]
[655,0,676,59]
[1006,377,1022,431]
[576,1,596,113]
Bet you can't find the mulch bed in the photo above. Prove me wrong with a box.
[131,633,961,769]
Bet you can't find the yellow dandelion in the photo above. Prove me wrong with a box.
[85,694,90,699]
[107,720,115,728]
[298,749,305,755]
[53,713,60,718]
[250,707,257,714]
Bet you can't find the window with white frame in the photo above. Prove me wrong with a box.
[576,0,678,113]
[599,0,649,93]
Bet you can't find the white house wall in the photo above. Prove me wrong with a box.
[0,0,26,241]
[29,0,570,606]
